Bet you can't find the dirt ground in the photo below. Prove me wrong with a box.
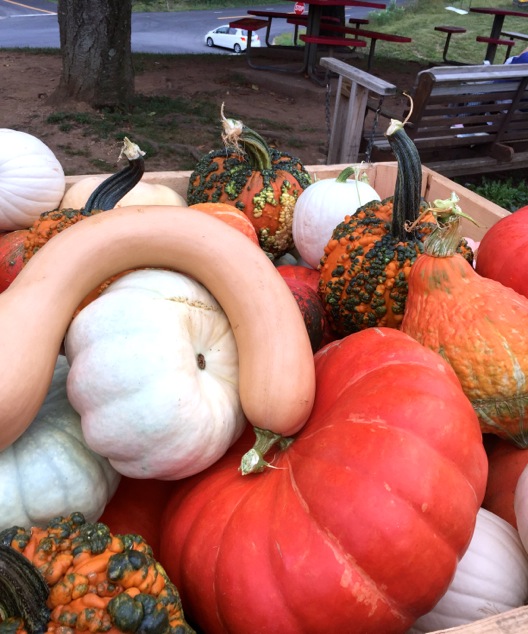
[0,49,425,176]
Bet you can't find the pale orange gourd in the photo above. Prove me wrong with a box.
[189,202,259,245]
[0,206,316,451]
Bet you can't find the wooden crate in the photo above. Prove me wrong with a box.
[64,162,510,243]
[64,165,525,632]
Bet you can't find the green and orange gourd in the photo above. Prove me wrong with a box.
[186,105,312,259]
[318,118,473,337]
[0,512,194,634]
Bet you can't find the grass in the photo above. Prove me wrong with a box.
[275,0,528,65]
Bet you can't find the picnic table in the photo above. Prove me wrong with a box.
[470,7,528,63]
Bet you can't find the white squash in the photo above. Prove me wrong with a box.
[514,463,528,552]
[64,268,247,480]
[61,175,187,210]
[0,128,65,230]
[0,355,120,530]
[292,166,380,269]
[407,507,528,633]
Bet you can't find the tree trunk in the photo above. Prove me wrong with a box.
[52,0,134,109]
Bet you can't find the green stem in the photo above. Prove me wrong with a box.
[0,545,50,634]
[385,119,423,241]
[220,103,272,171]
[82,137,145,215]
[424,193,479,257]
[239,427,293,476]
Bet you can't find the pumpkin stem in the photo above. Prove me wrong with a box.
[385,118,423,242]
[220,103,272,171]
[0,545,50,634]
[424,193,479,257]
[239,427,292,475]
[82,137,146,216]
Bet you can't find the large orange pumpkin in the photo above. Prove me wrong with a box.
[159,328,487,634]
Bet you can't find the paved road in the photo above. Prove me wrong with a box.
[0,1,405,55]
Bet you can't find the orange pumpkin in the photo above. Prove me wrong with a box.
[189,202,259,246]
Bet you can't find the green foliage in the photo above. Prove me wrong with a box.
[462,177,528,212]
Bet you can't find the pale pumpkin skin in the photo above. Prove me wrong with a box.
[0,206,315,450]
[65,269,247,480]
[0,356,120,530]
[408,508,528,633]
[0,128,65,230]
[60,176,187,209]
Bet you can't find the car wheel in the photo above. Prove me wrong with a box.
[206,38,214,47]
[234,43,242,54]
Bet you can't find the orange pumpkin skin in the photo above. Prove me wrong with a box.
[475,205,528,298]
[482,437,528,529]
[402,251,528,446]
[159,328,487,634]
[0,230,27,292]
[189,202,259,246]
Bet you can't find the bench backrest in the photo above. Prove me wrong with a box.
[406,64,528,152]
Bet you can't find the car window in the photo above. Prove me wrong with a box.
[242,30,248,37]
[228,28,237,35]
[217,27,228,34]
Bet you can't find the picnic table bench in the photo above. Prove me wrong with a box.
[320,57,528,176]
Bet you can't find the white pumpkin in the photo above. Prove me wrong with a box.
[64,269,246,480]
[60,175,187,210]
[0,355,120,530]
[292,166,380,269]
[514,463,528,552]
[0,128,65,230]
[407,507,528,633]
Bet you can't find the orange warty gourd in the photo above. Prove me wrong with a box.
[401,207,528,447]
[318,121,472,337]
[188,202,259,245]
[186,106,311,259]
[0,205,315,454]
[0,512,194,634]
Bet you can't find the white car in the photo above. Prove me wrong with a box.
[204,25,261,53]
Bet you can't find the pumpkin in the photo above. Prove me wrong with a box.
[401,207,528,446]
[24,137,145,263]
[60,175,187,210]
[281,276,327,352]
[276,263,320,292]
[188,202,259,245]
[64,268,247,480]
[99,477,175,560]
[0,355,120,531]
[292,165,381,269]
[0,229,26,292]
[514,463,528,555]
[0,512,194,634]
[277,264,335,349]
[159,327,487,634]
[483,437,528,529]
[0,205,315,453]
[186,105,312,259]
[0,129,65,230]
[408,508,528,633]
[318,121,473,337]
[475,204,528,298]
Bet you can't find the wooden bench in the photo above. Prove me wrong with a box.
[317,24,412,69]
[229,17,305,73]
[434,26,467,64]
[476,35,516,63]
[500,30,528,44]
[320,57,528,176]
